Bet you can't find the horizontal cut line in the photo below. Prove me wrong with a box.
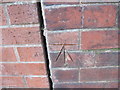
[49,44,77,45]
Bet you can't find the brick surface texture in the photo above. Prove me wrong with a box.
[0,0,119,89]
[43,0,119,89]
[0,1,49,88]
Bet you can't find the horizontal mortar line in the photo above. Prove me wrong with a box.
[52,66,119,70]
[0,24,40,29]
[47,27,119,33]
[47,29,80,33]
[0,75,48,77]
[0,1,38,5]
[0,44,42,47]
[44,3,119,9]
[54,80,119,84]
[49,49,120,53]
[0,62,45,63]
[79,28,119,32]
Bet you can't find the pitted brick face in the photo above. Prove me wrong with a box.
[7,3,39,25]
[83,5,117,28]
[2,27,41,45]
[45,7,82,30]
[0,5,7,26]
[1,2,49,88]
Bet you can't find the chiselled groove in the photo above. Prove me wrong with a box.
[55,43,74,66]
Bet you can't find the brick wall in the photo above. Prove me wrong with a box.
[0,0,119,89]
[0,1,49,88]
[42,0,119,88]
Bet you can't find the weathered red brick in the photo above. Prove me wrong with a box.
[83,5,117,28]
[0,30,1,45]
[50,52,65,68]
[95,52,119,67]
[50,51,119,68]
[47,31,79,45]
[2,27,41,45]
[45,7,82,30]
[52,69,79,82]
[0,5,7,26]
[50,52,95,68]
[1,0,37,2]
[118,6,120,28]
[81,30,119,50]
[1,47,17,62]
[81,0,119,2]
[17,47,45,62]
[80,67,118,82]
[54,82,118,88]
[1,77,24,87]
[1,63,47,75]
[7,3,39,25]
[47,31,79,51]
[43,0,79,5]
[68,52,95,68]
[26,77,49,88]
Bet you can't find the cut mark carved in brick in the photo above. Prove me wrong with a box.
[55,44,73,67]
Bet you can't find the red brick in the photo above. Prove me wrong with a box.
[1,77,24,87]
[81,30,119,50]
[45,7,82,30]
[95,52,119,67]
[118,6,120,28]
[0,30,1,45]
[26,77,49,88]
[81,0,118,2]
[50,52,65,68]
[0,5,7,26]
[1,0,37,2]
[50,52,95,68]
[17,47,45,62]
[1,47,17,62]
[2,27,41,45]
[50,51,119,68]
[52,69,79,82]
[47,31,79,45]
[43,0,79,5]
[1,63,47,75]
[47,31,79,51]
[54,82,118,88]
[0,47,1,62]
[80,67,118,82]
[7,3,39,25]
[68,52,95,68]
[83,5,117,28]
